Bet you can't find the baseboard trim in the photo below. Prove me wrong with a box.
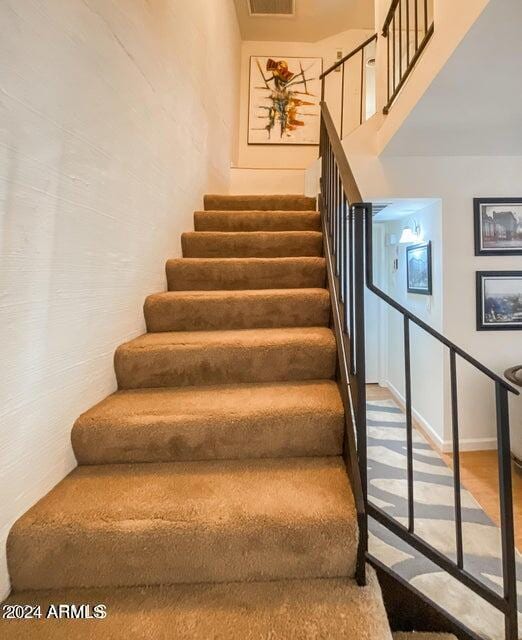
[381,381,497,453]
[383,380,445,451]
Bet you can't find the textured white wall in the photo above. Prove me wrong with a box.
[0,0,240,598]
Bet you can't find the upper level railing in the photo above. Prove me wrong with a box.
[319,99,519,640]
[320,34,377,139]
[382,0,434,113]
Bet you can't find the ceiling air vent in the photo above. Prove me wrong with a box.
[372,203,393,216]
[248,0,295,16]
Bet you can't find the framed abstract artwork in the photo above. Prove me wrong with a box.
[248,56,322,145]
[476,271,522,331]
[474,198,522,256]
[406,242,432,295]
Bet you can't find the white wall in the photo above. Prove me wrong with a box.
[346,153,522,454]
[375,202,445,446]
[0,0,240,598]
[233,28,373,193]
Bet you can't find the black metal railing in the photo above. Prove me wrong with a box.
[320,33,377,139]
[319,99,520,640]
[319,101,369,586]
[382,0,434,114]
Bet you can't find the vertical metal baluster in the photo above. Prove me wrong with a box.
[340,63,345,139]
[450,349,464,568]
[404,316,414,532]
[353,204,367,500]
[333,162,338,262]
[336,173,342,277]
[399,0,403,81]
[330,147,336,241]
[329,146,333,237]
[330,148,335,240]
[415,0,419,51]
[340,190,347,306]
[360,48,365,125]
[495,383,518,640]
[406,0,410,67]
[387,30,391,105]
[321,120,326,216]
[319,120,323,205]
[324,138,328,222]
[392,16,396,94]
[323,125,330,216]
[424,0,428,34]
[348,208,355,373]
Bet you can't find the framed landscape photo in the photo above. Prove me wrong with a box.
[476,271,522,331]
[248,56,322,145]
[474,198,522,256]
[406,242,432,295]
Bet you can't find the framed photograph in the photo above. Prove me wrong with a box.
[406,242,432,295]
[248,56,322,145]
[476,271,522,331]
[474,198,522,255]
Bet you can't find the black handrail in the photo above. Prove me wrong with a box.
[320,34,378,79]
[382,0,434,114]
[319,99,519,640]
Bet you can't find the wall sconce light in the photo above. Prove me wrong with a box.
[399,219,421,244]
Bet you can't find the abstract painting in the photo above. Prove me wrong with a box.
[248,56,322,145]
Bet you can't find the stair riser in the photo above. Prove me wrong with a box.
[166,258,326,291]
[72,411,343,465]
[144,292,330,332]
[204,195,316,211]
[0,569,393,640]
[114,341,336,389]
[194,211,321,232]
[8,518,355,591]
[181,232,323,259]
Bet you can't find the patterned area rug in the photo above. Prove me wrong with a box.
[367,398,522,640]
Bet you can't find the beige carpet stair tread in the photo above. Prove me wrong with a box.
[115,327,336,389]
[393,634,457,639]
[181,231,323,258]
[204,194,316,211]
[166,256,326,291]
[72,380,344,465]
[144,288,330,332]
[8,457,358,591]
[0,570,391,640]
[194,210,321,231]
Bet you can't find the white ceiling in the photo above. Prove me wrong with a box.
[383,0,522,156]
[233,0,375,42]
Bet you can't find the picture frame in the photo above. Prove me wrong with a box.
[476,271,522,331]
[247,56,323,146]
[406,241,432,295]
[474,198,522,256]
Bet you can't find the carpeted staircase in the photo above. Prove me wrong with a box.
[1,194,396,639]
